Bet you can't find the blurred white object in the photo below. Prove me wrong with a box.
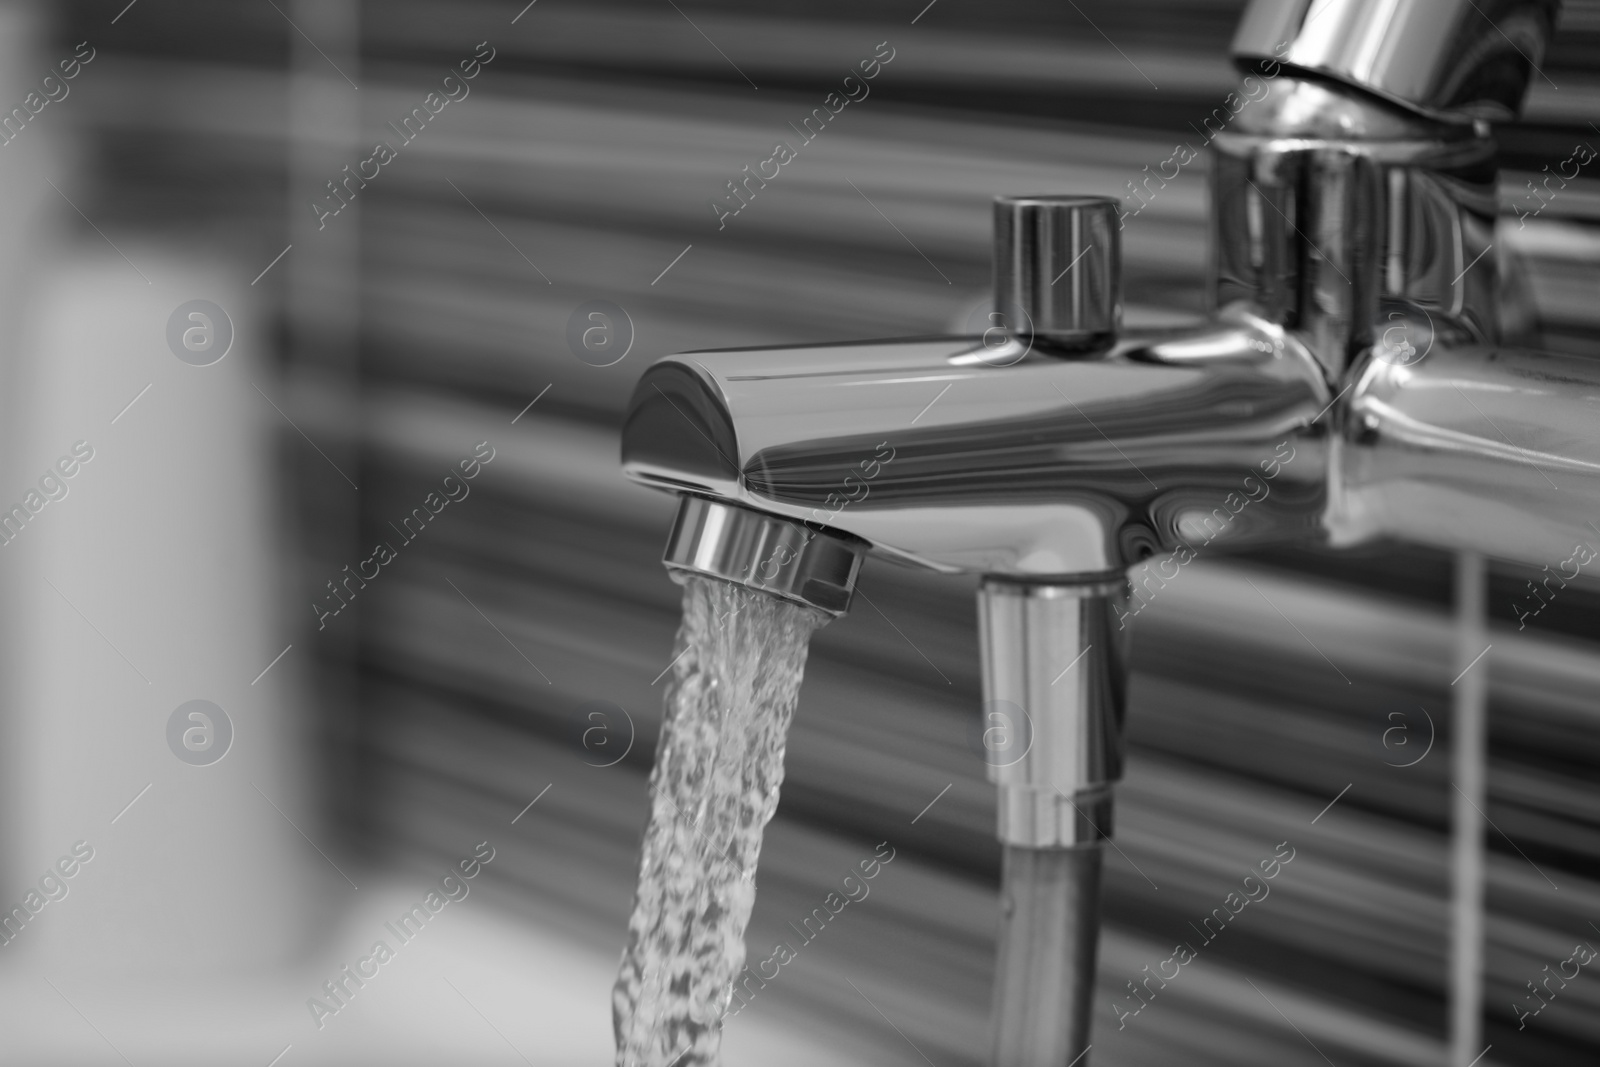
[1,243,316,975]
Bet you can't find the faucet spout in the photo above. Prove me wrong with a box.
[660,495,865,616]
[622,319,1331,578]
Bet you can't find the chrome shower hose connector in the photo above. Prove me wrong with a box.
[978,576,1131,848]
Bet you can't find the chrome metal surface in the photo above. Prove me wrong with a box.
[617,3,1579,1065]
[623,317,1330,577]
[980,579,1125,1065]
[1339,344,1600,566]
[1211,76,1498,383]
[992,845,1102,1067]
[660,495,864,616]
[997,788,1112,850]
[1232,0,1560,121]
[992,195,1121,355]
[979,579,1128,848]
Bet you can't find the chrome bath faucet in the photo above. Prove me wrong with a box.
[619,0,1578,1061]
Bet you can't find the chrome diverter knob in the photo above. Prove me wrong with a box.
[992,194,1121,355]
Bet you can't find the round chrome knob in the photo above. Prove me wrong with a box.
[993,195,1120,355]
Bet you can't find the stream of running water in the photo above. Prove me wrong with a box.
[612,573,827,1066]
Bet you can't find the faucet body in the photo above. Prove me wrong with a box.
[619,0,1572,1062]
[624,317,1330,579]
[626,75,1590,582]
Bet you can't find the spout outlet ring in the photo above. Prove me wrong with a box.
[661,495,865,617]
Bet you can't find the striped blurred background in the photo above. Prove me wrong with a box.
[49,0,1600,1063]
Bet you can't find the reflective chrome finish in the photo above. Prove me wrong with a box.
[618,3,1573,1065]
[979,579,1128,848]
[993,195,1121,355]
[978,578,1127,1067]
[992,846,1101,1067]
[1339,344,1600,565]
[623,314,1330,577]
[1232,0,1560,121]
[660,495,864,616]
[1211,77,1498,382]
